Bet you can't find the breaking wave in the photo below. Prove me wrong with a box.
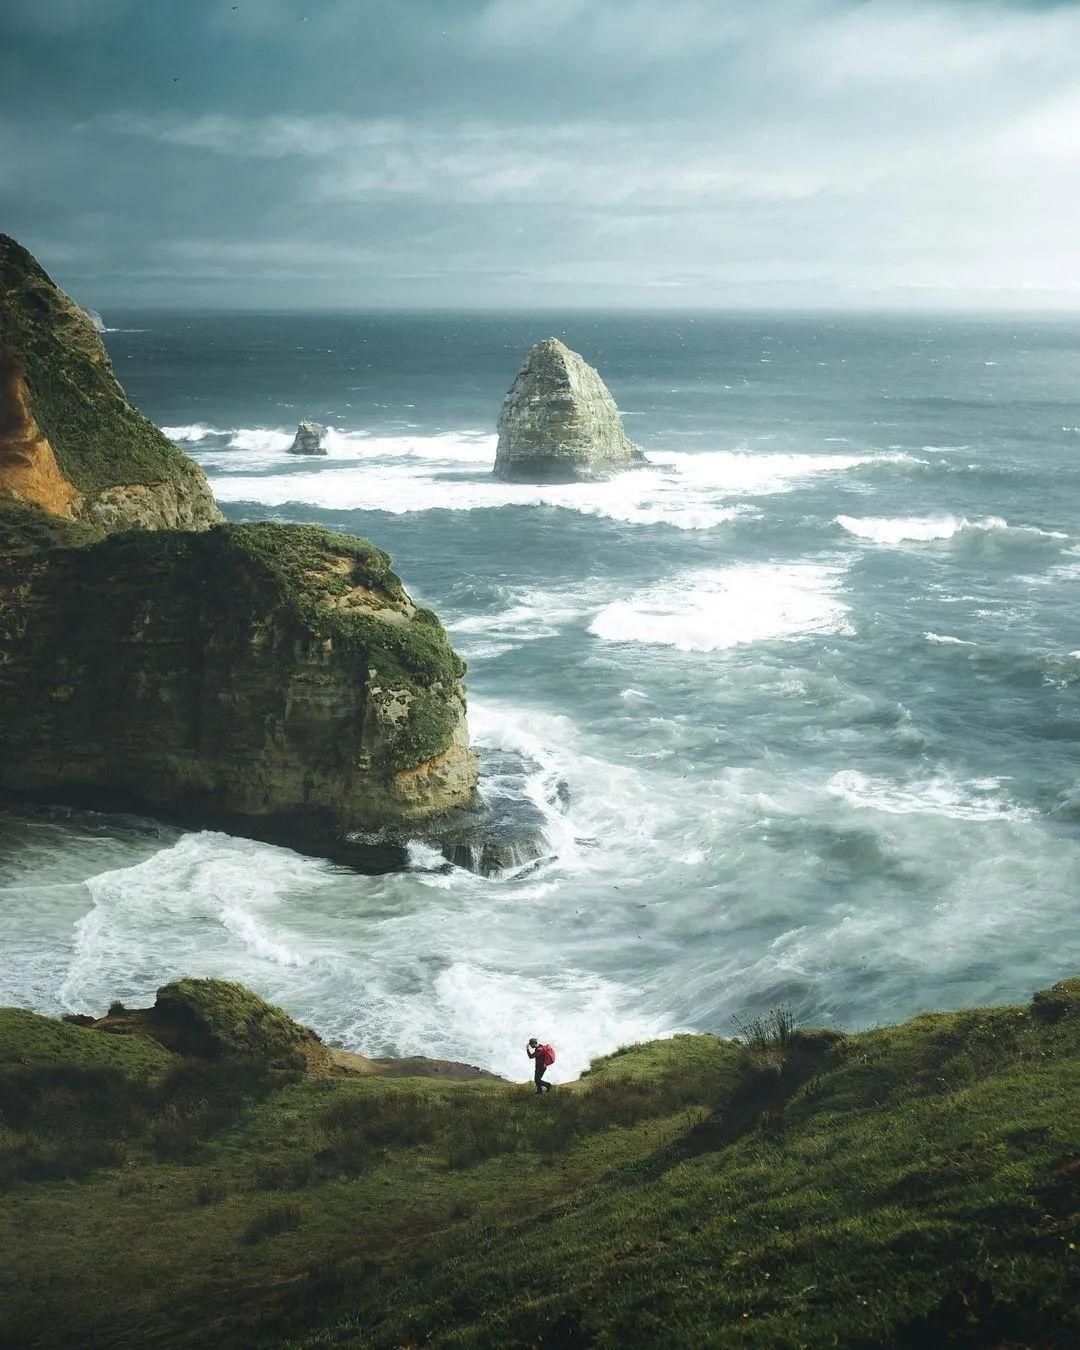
[836,514,1068,545]
[588,561,853,652]
[187,427,921,531]
[825,770,1033,822]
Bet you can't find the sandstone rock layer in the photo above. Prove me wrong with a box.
[493,337,644,482]
[0,234,219,532]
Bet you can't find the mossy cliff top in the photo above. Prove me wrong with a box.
[0,510,465,690]
[0,234,218,523]
[0,512,477,837]
[0,977,1076,1347]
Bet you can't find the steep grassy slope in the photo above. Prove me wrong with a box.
[0,980,1076,1348]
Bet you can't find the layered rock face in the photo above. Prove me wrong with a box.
[0,515,479,852]
[289,419,328,454]
[0,234,219,532]
[493,338,645,482]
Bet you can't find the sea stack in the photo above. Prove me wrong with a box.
[288,419,328,455]
[0,234,220,532]
[493,338,644,482]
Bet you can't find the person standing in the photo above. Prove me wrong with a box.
[526,1037,555,1094]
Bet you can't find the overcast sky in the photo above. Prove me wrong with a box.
[3,0,1079,310]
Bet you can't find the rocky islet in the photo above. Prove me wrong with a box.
[288,418,328,454]
[493,336,646,481]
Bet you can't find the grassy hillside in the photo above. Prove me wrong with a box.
[0,979,1076,1348]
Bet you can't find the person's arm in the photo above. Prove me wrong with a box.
[526,1045,536,1060]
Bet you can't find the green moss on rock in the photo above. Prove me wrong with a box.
[0,1007,170,1077]
[0,234,205,495]
[1032,977,1080,1022]
[0,499,104,559]
[151,979,316,1067]
[0,518,478,840]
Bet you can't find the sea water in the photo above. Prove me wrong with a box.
[2,312,1079,1081]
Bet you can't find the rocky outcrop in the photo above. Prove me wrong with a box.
[493,337,645,482]
[0,234,220,532]
[93,978,330,1071]
[0,514,479,856]
[60,977,503,1080]
[288,419,328,455]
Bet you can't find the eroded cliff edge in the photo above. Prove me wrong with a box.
[0,233,219,531]
[0,511,479,853]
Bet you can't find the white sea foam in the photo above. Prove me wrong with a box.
[925,632,977,646]
[227,427,295,453]
[57,833,330,1012]
[201,435,919,530]
[422,962,669,1081]
[836,514,1067,545]
[588,561,853,652]
[447,583,604,658]
[826,770,1032,822]
[162,423,222,442]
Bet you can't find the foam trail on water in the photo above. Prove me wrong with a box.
[589,561,853,652]
[925,632,976,646]
[162,423,222,442]
[58,833,331,1012]
[826,770,1033,822]
[836,514,1068,545]
[201,435,920,530]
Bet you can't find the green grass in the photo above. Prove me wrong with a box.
[0,981,1076,1348]
[0,1008,171,1075]
[0,500,105,559]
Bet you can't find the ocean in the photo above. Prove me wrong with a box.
[2,311,1079,1082]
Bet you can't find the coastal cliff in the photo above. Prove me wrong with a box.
[0,234,219,531]
[494,337,645,481]
[0,512,478,850]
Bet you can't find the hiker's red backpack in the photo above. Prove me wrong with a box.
[536,1043,556,1068]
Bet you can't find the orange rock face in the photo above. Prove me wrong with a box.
[0,356,80,518]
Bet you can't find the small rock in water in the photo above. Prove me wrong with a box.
[432,748,561,877]
[288,419,328,455]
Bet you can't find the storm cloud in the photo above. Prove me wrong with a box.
[3,0,1078,308]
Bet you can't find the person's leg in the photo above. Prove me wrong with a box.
[534,1064,544,1095]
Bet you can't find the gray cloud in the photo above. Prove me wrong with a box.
[4,0,1080,308]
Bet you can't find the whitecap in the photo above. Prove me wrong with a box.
[925,632,977,646]
[588,561,853,652]
[826,770,1032,822]
[227,427,295,453]
[836,514,1067,545]
[207,441,917,531]
[162,423,222,442]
